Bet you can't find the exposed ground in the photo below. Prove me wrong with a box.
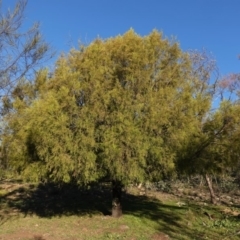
[0,179,240,240]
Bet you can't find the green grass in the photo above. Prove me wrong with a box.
[0,181,240,240]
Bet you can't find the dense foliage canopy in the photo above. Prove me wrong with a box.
[2,29,240,195]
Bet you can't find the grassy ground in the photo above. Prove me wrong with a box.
[0,180,240,240]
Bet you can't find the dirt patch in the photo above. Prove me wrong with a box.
[0,232,47,240]
[119,224,130,230]
[152,232,170,240]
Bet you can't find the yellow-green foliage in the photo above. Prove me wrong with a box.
[2,29,213,184]
[177,99,240,175]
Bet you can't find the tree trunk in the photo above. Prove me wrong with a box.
[205,174,217,204]
[112,180,123,217]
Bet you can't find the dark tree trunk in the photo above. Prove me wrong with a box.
[112,180,123,217]
[205,174,217,204]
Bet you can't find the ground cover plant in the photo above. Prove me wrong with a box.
[1,180,240,240]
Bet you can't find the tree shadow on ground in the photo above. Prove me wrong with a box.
[0,182,113,218]
[0,181,231,239]
[124,195,204,239]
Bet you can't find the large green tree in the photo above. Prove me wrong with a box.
[3,30,210,216]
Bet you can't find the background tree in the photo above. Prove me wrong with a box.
[176,52,240,204]
[0,0,51,95]
[0,0,51,176]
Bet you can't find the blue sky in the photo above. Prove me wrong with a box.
[2,0,240,77]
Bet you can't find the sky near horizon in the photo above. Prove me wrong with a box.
[2,0,240,77]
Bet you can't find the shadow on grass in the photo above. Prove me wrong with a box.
[0,181,229,239]
[0,182,113,218]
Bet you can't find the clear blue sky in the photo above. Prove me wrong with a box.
[2,0,240,77]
